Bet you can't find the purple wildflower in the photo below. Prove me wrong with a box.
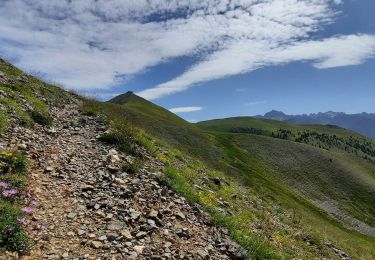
[2,189,17,197]
[0,182,9,188]
[31,199,39,206]
[17,216,26,225]
[27,228,36,236]
[41,223,48,230]
[21,207,36,214]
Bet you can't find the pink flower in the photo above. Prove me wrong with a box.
[31,199,39,206]
[21,207,36,214]
[27,228,36,236]
[17,216,26,225]
[0,182,9,188]
[2,189,17,197]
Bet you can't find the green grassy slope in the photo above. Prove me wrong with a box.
[101,94,375,258]
[197,116,367,138]
[198,116,375,163]
[198,117,375,228]
[233,134,375,227]
[108,92,222,163]
[0,58,75,132]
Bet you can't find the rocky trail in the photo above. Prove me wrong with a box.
[1,103,246,259]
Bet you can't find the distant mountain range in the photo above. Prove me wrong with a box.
[258,110,375,138]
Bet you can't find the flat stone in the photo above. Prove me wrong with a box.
[91,241,103,249]
[174,211,186,220]
[134,245,144,255]
[78,229,86,236]
[107,221,126,231]
[45,166,54,172]
[120,229,133,240]
[136,231,147,239]
[98,235,107,241]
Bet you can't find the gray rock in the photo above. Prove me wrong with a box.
[107,221,127,231]
[174,211,186,220]
[120,229,133,240]
[98,235,107,241]
[67,212,76,219]
[136,231,147,239]
[91,241,103,249]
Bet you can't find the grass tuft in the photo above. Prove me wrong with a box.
[122,159,144,174]
[30,110,53,126]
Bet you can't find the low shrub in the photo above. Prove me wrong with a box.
[122,159,143,174]
[80,109,97,117]
[30,110,53,126]
[98,133,119,144]
[99,132,138,156]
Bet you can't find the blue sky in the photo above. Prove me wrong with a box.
[0,0,374,122]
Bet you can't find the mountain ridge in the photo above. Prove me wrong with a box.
[257,110,375,138]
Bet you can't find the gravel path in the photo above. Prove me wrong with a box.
[1,103,247,259]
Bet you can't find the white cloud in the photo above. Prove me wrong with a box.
[138,34,375,100]
[245,100,267,107]
[0,0,374,96]
[169,106,203,113]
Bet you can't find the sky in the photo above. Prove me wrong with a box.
[0,0,374,122]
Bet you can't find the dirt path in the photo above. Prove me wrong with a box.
[1,103,246,259]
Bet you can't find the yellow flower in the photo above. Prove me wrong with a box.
[0,151,13,157]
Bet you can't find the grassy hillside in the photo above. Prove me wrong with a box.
[0,58,75,132]
[107,92,222,163]
[198,117,375,229]
[231,134,375,227]
[81,93,375,259]
[197,116,367,138]
[198,117,375,163]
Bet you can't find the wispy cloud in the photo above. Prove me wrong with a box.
[0,1,374,96]
[138,34,375,100]
[245,100,267,107]
[169,106,203,113]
